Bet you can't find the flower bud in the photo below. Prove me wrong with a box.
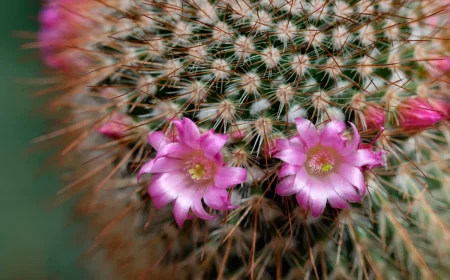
[362,106,385,130]
[98,113,134,139]
[397,97,444,130]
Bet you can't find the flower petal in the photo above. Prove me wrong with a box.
[214,167,247,188]
[174,118,201,149]
[320,120,346,149]
[277,168,308,196]
[148,172,186,197]
[296,185,311,211]
[341,122,361,156]
[204,188,235,210]
[328,172,361,202]
[173,198,191,228]
[336,163,366,196]
[279,164,301,177]
[295,118,319,148]
[275,138,304,151]
[152,192,176,209]
[308,177,329,217]
[327,190,349,209]
[138,159,155,181]
[148,132,171,151]
[149,157,184,173]
[293,167,309,191]
[276,175,295,196]
[342,149,383,168]
[157,142,188,159]
[273,141,307,166]
[191,198,216,220]
[200,130,229,158]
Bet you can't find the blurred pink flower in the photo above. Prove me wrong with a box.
[39,0,94,72]
[138,118,247,227]
[397,97,444,130]
[274,118,383,217]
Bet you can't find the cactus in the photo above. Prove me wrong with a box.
[37,0,450,279]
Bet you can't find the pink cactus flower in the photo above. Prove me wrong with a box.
[397,97,444,130]
[362,106,385,130]
[274,118,383,217]
[138,118,247,227]
[39,0,94,72]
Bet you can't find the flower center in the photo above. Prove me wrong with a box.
[185,156,214,183]
[306,149,335,175]
[189,164,206,181]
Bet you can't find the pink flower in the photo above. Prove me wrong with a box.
[39,0,94,72]
[397,97,444,130]
[274,118,383,217]
[362,106,385,130]
[138,118,247,227]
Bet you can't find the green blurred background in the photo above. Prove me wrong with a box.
[0,1,87,278]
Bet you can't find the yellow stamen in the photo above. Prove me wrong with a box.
[189,164,206,180]
[321,163,333,173]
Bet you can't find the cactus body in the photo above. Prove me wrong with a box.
[37,0,450,279]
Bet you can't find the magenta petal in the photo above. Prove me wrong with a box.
[275,139,304,151]
[320,120,346,149]
[148,132,171,151]
[148,172,186,197]
[336,163,366,196]
[279,164,301,177]
[174,118,201,149]
[296,185,311,211]
[308,177,329,217]
[273,149,307,166]
[342,149,383,168]
[150,157,184,173]
[157,143,187,159]
[294,118,320,148]
[138,159,155,181]
[277,167,309,196]
[152,192,176,209]
[327,190,349,209]
[204,188,234,210]
[192,199,216,220]
[328,172,361,202]
[293,167,309,191]
[214,166,247,188]
[341,122,361,156]
[173,199,191,228]
[200,130,229,158]
[276,175,295,196]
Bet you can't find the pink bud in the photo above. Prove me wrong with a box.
[363,106,385,130]
[397,97,444,130]
[429,98,450,119]
[98,114,134,139]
